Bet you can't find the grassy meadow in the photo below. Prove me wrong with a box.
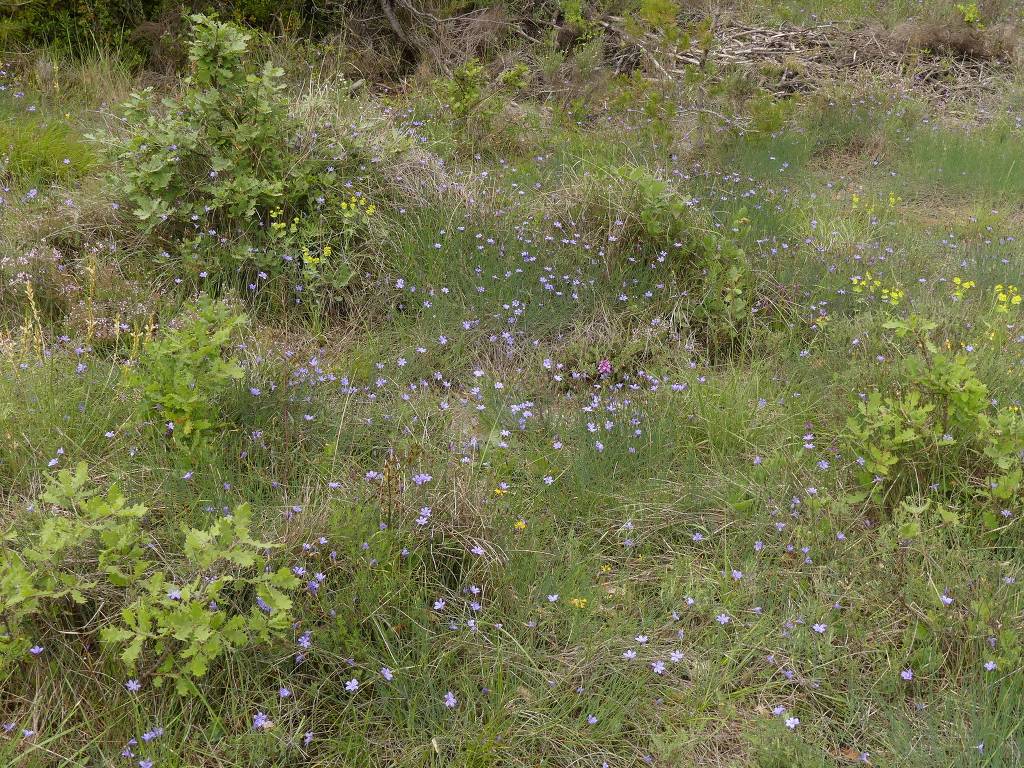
[1,2,1023,766]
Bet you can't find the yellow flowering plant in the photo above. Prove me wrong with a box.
[994,284,1021,314]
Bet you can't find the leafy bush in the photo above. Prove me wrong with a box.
[0,462,148,665]
[113,15,301,236]
[439,57,534,154]
[122,295,247,444]
[688,211,754,345]
[553,165,754,346]
[955,2,983,27]
[615,164,694,246]
[617,169,755,340]
[98,14,378,307]
[1,463,300,693]
[101,503,299,693]
[846,315,1024,528]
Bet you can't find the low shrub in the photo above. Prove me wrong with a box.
[437,56,537,155]
[122,295,247,445]
[1,463,300,693]
[846,314,1024,530]
[94,14,382,312]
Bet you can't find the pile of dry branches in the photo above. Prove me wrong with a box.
[603,17,1021,103]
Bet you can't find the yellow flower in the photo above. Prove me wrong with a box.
[951,277,975,300]
[513,519,527,531]
[995,284,1021,312]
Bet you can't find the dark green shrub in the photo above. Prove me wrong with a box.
[94,14,381,310]
[1,0,165,56]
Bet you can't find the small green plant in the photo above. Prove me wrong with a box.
[100,503,299,693]
[608,168,752,341]
[440,58,533,153]
[1,462,148,666]
[626,0,692,49]
[749,90,794,134]
[846,315,1023,527]
[638,0,680,30]
[691,211,753,344]
[556,165,754,346]
[558,0,596,37]
[446,58,490,122]
[955,2,983,27]
[269,192,377,310]
[614,165,695,246]
[123,296,247,444]
[1,463,300,693]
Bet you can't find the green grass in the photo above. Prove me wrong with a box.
[889,120,1024,202]
[1,13,1024,768]
[0,115,97,185]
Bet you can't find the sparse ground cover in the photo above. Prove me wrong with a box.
[1,2,1023,766]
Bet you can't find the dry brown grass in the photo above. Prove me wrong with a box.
[890,19,1021,62]
[293,79,479,208]
[410,5,516,79]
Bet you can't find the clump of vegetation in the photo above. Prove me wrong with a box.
[955,2,983,27]
[2,463,300,693]
[437,56,536,155]
[122,295,246,445]
[96,14,380,310]
[847,314,1024,529]
[547,164,699,257]
[0,117,97,185]
[549,164,754,347]
[0,0,164,58]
